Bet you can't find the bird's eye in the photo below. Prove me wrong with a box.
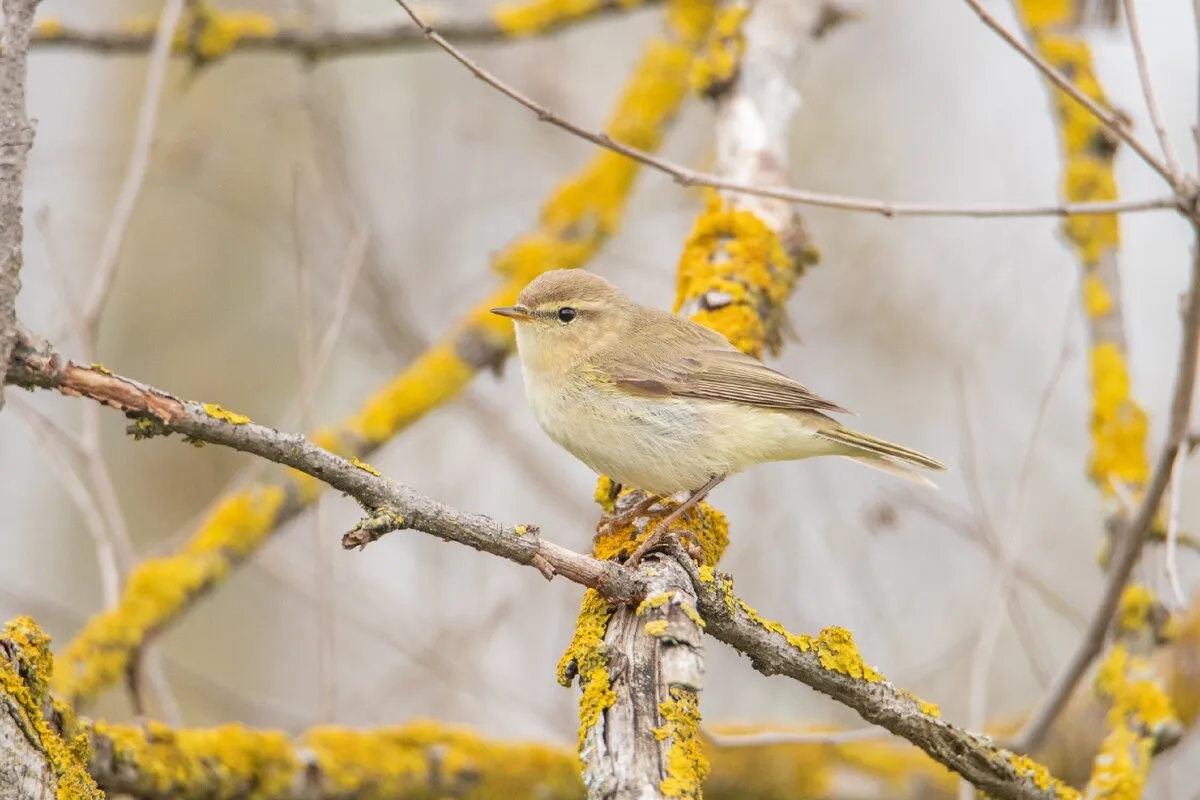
[557,307,577,323]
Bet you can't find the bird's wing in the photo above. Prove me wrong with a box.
[605,318,851,415]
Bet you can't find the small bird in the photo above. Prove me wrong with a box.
[492,270,945,563]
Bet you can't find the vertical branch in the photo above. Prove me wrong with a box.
[0,0,39,411]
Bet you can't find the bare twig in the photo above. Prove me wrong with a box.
[1165,447,1188,608]
[1014,235,1200,754]
[960,0,1177,190]
[389,0,1172,220]
[83,0,185,340]
[0,0,39,411]
[1120,0,1184,180]
[4,329,1078,798]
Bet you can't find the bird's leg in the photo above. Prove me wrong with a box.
[626,475,725,568]
[598,491,667,536]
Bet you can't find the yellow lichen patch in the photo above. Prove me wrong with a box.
[492,0,630,37]
[1,617,103,800]
[814,627,883,682]
[54,486,287,706]
[644,619,670,637]
[1089,343,1150,493]
[656,687,708,797]
[1117,584,1156,633]
[735,597,814,652]
[1007,751,1080,798]
[1019,0,1074,30]
[1095,645,1178,736]
[201,403,251,425]
[34,17,65,38]
[350,456,381,476]
[690,2,749,95]
[674,191,812,358]
[183,2,279,61]
[558,590,618,750]
[89,364,113,376]
[898,689,941,718]
[1083,273,1114,318]
[1085,724,1151,800]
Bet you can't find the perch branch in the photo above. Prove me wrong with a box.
[6,328,1073,799]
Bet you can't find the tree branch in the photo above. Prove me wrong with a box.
[31,0,662,62]
[0,0,39,412]
[390,0,1174,220]
[6,327,1073,799]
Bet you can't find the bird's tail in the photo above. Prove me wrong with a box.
[816,426,946,488]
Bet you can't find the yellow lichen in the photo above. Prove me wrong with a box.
[1006,751,1080,798]
[1085,724,1150,800]
[202,403,251,425]
[90,363,113,376]
[350,456,381,476]
[492,0,642,36]
[1,617,103,800]
[558,590,617,750]
[644,619,670,637]
[656,687,709,797]
[1116,584,1156,633]
[814,627,883,682]
[1095,645,1178,736]
[690,2,749,95]
[674,192,814,358]
[1088,343,1150,493]
[187,2,279,61]
[1083,273,1114,318]
[34,17,65,38]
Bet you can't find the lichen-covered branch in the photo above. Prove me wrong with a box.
[8,329,1077,799]
[38,0,708,710]
[0,0,39,413]
[0,617,103,800]
[564,553,707,798]
[31,0,662,63]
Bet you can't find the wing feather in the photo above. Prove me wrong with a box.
[605,315,850,415]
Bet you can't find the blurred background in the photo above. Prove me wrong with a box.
[2,0,1199,795]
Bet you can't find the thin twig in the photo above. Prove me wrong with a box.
[1165,431,1188,609]
[1120,0,1184,180]
[960,0,1178,190]
[389,0,1173,219]
[82,0,186,340]
[1013,232,1200,754]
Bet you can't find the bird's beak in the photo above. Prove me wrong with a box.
[490,305,534,321]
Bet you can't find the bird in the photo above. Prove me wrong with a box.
[491,269,945,564]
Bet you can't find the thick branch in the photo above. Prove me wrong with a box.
[0,0,38,412]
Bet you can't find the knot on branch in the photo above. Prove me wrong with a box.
[343,507,408,550]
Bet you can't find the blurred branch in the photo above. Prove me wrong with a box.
[0,616,103,800]
[1005,0,1195,759]
[31,0,663,63]
[0,0,38,412]
[42,0,703,711]
[390,0,1177,219]
[6,328,1074,799]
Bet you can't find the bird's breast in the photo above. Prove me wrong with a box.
[522,372,719,494]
